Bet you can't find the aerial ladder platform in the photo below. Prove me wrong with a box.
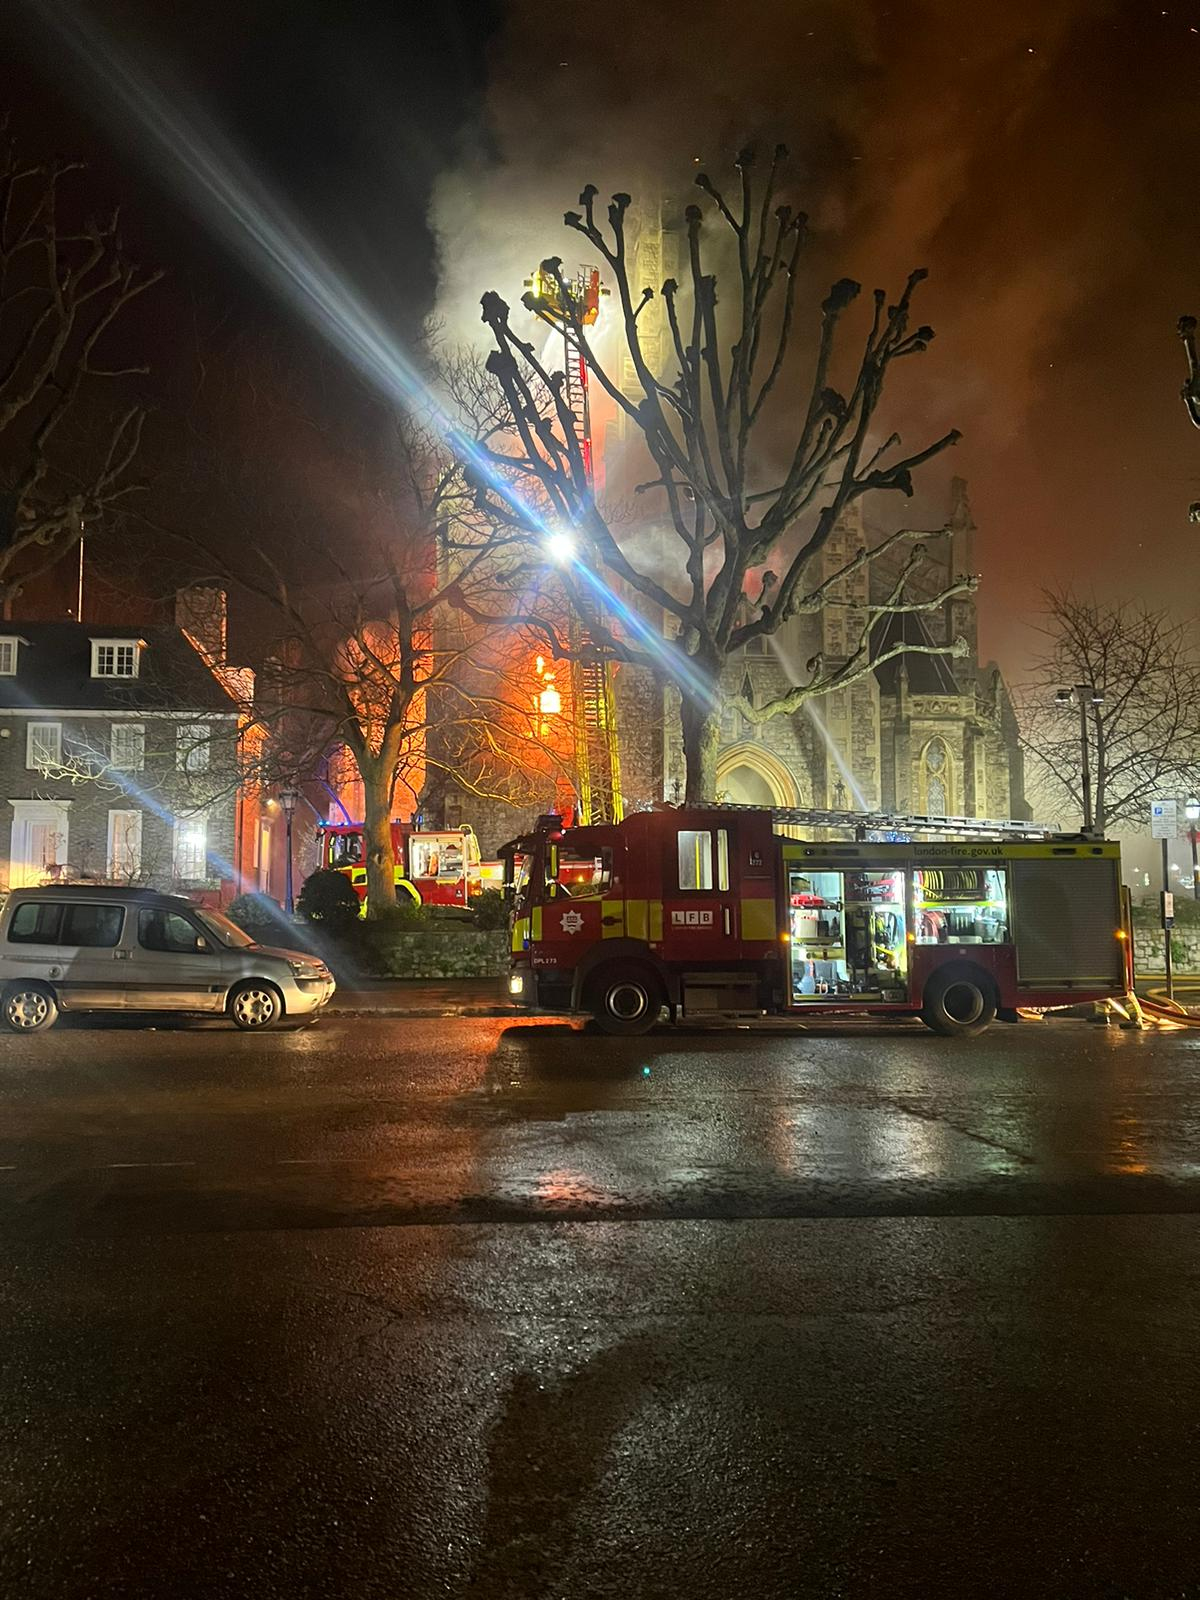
[527,262,623,826]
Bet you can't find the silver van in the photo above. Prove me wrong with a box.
[0,886,335,1032]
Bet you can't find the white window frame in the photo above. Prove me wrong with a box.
[26,721,62,770]
[173,814,208,881]
[176,722,211,773]
[107,808,143,880]
[110,721,145,772]
[90,638,141,679]
[0,637,19,675]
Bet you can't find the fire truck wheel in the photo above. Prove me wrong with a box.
[589,964,664,1036]
[921,968,998,1037]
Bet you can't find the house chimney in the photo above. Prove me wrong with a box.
[175,586,227,667]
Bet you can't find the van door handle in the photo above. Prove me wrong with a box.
[113,949,132,960]
[723,906,732,936]
[601,915,622,926]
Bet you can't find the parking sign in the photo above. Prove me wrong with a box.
[1151,799,1179,839]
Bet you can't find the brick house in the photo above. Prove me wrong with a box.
[0,622,247,898]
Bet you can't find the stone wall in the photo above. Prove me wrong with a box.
[363,928,509,980]
[1134,925,1200,975]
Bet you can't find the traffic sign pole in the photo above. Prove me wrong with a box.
[1162,837,1175,1004]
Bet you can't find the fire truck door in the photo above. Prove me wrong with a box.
[537,841,613,970]
[663,824,737,956]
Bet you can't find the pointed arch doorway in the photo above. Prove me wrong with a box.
[715,743,803,808]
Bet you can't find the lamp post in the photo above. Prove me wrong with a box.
[1055,684,1105,833]
[1187,799,1200,901]
[279,785,300,914]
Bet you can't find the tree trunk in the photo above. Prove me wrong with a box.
[361,759,397,918]
[680,689,722,804]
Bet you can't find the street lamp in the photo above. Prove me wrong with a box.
[1055,684,1105,833]
[279,785,300,914]
[1187,798,1200,900]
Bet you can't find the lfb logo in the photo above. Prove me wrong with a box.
[560,909,585,935]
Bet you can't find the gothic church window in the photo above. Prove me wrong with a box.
[923,738,950,816]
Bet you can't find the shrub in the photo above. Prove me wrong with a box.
[470,888,508,930]
[366,899,433,932]
[296,869,362,931]
[226,891,291,944]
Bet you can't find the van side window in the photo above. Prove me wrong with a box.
[8,902,64,944]
[138,909,208,954]
[61,904,124,948]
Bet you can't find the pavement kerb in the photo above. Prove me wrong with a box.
[328,1004,517,1018]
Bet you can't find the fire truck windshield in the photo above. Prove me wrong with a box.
[550,843,610,897]
[328,832,363,868]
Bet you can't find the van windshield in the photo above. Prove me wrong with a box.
[194,909,257,949]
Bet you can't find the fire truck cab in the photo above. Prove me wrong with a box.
[502,807,1130,1036]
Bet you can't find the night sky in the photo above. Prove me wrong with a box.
[4,0,1200,674]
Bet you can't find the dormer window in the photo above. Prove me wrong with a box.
[0,637,19,675]
[91,638,141,679]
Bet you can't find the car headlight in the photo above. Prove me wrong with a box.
[288,960,325,979]
[508,973,524,996]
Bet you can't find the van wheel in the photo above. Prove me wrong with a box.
[921,969,997,1038]
[2,982,59,1033]
[589,964,664,1036]
[228,981,283,1031]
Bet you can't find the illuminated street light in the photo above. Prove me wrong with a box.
[539,685,562,716]
[279,785,300,914]
[545,530,576,564]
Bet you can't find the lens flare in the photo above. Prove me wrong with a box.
[23,0,718,713]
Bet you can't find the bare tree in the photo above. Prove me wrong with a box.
[465,145,972,799]
[0,117,161,610]
[1018,589,1200,833]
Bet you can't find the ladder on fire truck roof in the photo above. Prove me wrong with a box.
[538,262,623,827]
[695,803,1072,841]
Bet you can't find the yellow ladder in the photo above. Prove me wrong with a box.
[570,639,623,825]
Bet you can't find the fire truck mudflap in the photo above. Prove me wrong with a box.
[503,808,1129,1037]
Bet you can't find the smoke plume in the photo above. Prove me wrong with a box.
[431,0,1200,669]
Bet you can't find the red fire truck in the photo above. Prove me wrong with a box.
[320,821,501,909]
[501,806,1131,1035]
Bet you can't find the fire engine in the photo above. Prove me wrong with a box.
[501,806,1132,1036]
[320,821,502,910]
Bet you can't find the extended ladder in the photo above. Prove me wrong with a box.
[571,641,623,826]
[531,262,623,825]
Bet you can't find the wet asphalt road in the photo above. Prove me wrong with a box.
[4,1014,1200,1598]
